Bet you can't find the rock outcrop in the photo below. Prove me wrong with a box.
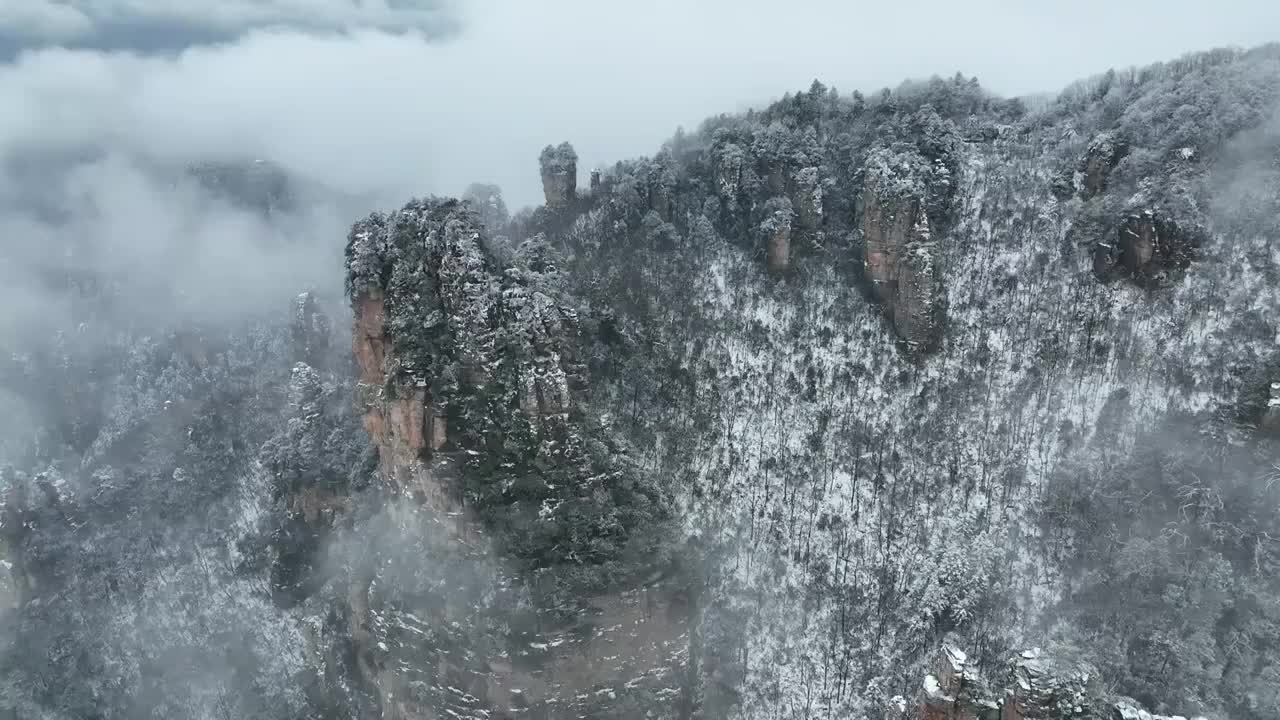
[762,197,794,273]
[905,646,1205,720]
[1092,210,1199,286]
[343,198,686,718]
[291,291,332,370]
[860,149,945,351]
[1079,133,1129,200]
[539,142,579,208]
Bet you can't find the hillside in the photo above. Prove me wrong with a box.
[3,44,1280,720]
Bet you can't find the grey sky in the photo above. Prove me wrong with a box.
[1,0,1278,209]
[0,1,457,53]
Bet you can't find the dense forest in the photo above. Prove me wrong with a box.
[3,43,1280,720]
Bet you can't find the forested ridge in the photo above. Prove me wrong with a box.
[3,44,1280,720]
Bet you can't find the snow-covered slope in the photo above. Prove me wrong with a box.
[510,45,1280,719]
[3,44,1280,720]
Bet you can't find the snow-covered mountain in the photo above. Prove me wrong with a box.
[4,44,1280,720]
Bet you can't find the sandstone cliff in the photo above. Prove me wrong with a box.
[1078,132,1129,200]
[1091,210,1200,287]
[342,198,687,718]
[539,142,579,208]
[860,147,946,351]
[762,197,794,273]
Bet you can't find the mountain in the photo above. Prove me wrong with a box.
[4,44,1280,720]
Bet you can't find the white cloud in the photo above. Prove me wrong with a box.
[0,0,456,41]
[0,153,351,333]
[0,1,93,40]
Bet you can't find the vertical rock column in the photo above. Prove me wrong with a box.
[860,183,944,351]
[920,644,976,720]
[539,141,579,208]
[762,197,794,273]
[291,290,331,369]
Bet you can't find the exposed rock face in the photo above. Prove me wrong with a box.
[860,156,945,351]
[1079,133,1129,199]
[762,197,793,273]
[909,646,1202,720]
[997,650,1094,720]
[540,142,579,208]
[352,288,387,386]
[350,289,446,503]
[344,198,686,718]
[1092,210,1199,286]
[1119,215,1156,273]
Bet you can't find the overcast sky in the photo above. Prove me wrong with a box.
[1,0,1278,209]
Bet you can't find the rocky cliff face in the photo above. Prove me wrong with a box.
[1092,210,1200,286]
[902,645,1206,720]
[860,171,944,350]
[341,198,687,719]
[539,142,579,208]
[1078,132,1129,200]
[762,197,794,273]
